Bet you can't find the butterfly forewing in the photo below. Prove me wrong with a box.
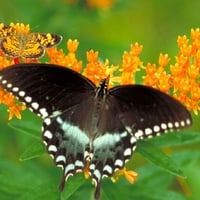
[0,64,95,118]
[0,24,16,40]
[108,85,192,139]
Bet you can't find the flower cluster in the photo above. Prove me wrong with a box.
[143,28,200,114]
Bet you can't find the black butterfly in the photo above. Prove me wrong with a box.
[0,63,192,199]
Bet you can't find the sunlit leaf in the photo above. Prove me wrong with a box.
[137,140,185,178]
[8,119,41,140]
[20,141,45,161]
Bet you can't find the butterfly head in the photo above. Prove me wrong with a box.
[96,75,110,98]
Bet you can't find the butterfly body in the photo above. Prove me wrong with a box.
[0,63,192,199]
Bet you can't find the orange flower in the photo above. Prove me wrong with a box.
[0,88,25,120]
[120,43,143,85]
[111,167,138,184]
[46,39,83,73]
[143,28,200,113]
[9,22,30,35]
[83,49,109,85]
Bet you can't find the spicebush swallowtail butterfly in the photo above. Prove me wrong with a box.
[0,63,192,199]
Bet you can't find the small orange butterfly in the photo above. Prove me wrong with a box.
[0,23,62,59]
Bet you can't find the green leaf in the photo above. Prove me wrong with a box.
[151,130,200,147]
[19,141,45,161]
[136,140,185,178]
[19,184,59,200]
[61,175,88,200]
[8,119,41,140]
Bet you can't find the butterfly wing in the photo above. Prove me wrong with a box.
[0,24,16,40]
[108,85,192,139]
[0,63,96,115]
[0,63,98,192]
[35,33,62,48]
[86,85,191,199]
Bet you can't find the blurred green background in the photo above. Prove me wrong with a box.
[0,0,200,200]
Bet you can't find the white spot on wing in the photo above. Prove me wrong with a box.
[145,128,152,135]
[56,155,66,163]
[64,164,75,175]
[44,118,51,125]
[161,123,167,130]
[180,121,185,126]
[167,122,173,129]
[12,87,19,92]
[103,165,113,174]
[31,102,39,110]
[114,159,123,167]
[89,163,95,171]
[39,108,49,118]
[43,130,53,139]
[2,80,7,84]
[135,130,143,139]
[75,160,84,168]
[19,91,25,97]
[48,145,57,152]
[7,83,12,88]
[25,96,32,103]
[93,169,101,181]
[130,136,137,144]
[153,125,160,132]
[186,118,191,125]
[124,148,132,156]
[174,121,179,128]
[132,145,136,151]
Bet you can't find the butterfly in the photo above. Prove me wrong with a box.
[0,24,62,59]
[0,63,192,199]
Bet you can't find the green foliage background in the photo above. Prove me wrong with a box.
[0,0,200,200]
